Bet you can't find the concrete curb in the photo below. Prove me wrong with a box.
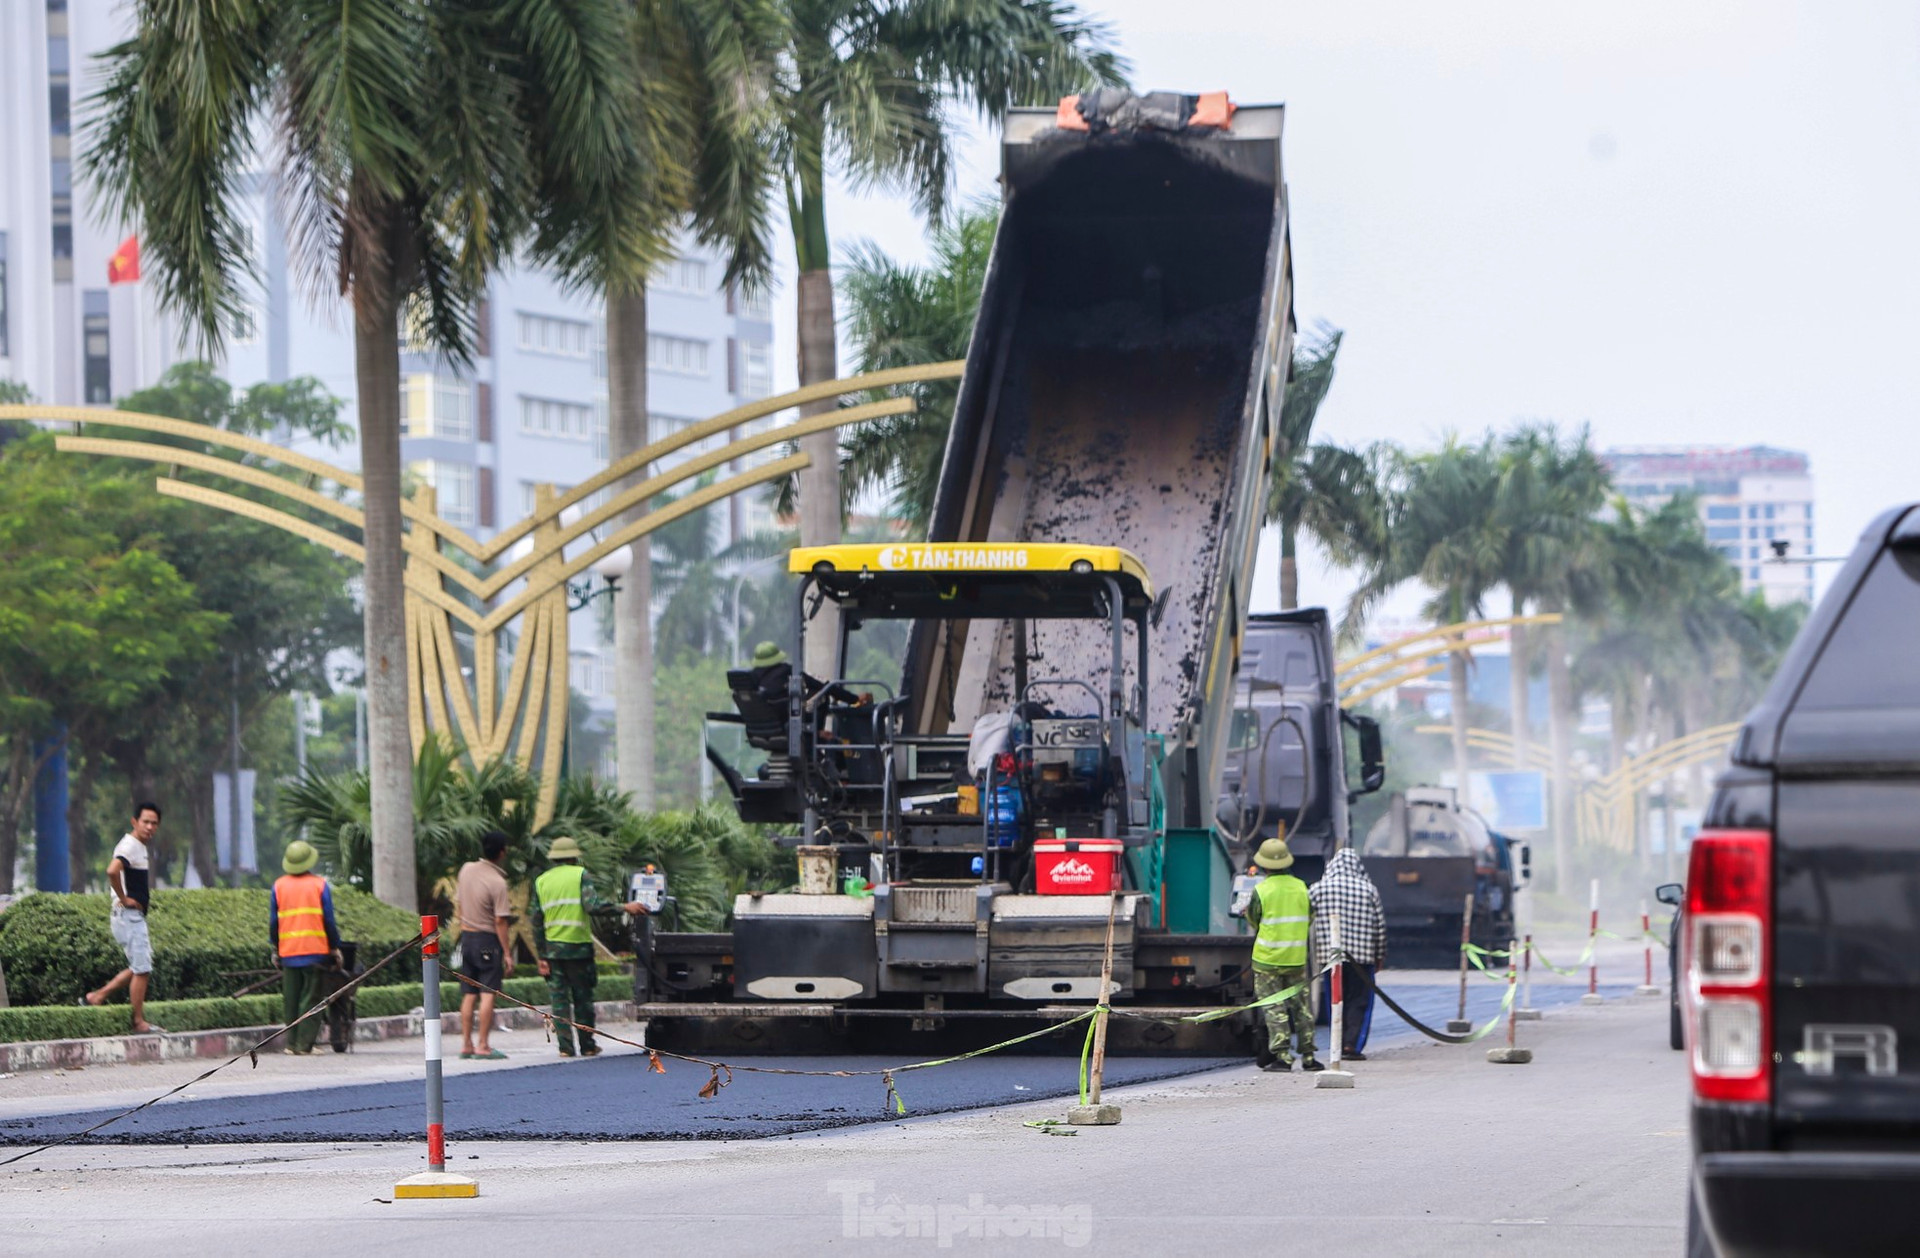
[0,1000,637,1074]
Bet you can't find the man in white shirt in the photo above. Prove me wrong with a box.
[81,802,165,1033]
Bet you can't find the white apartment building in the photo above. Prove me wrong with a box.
[1601,445,1816,606]
[2,0,780,760]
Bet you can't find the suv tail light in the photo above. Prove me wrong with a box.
[1686,829,1772,1104]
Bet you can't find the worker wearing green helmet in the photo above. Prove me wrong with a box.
[532,836,652,1058]
[1246,835,1321,1073]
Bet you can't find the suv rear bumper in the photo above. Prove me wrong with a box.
[1697,1152,1920,1256]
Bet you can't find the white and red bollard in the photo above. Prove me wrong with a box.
[1487,937,1532,1064]
[1636,899,1661,996]
[1581,879,1604,1006]
[395,915,477,1199]
[1317,911,1354,1089]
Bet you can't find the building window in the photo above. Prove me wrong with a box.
[648,333,708,376]
[516,312,592,358]
[652,256,709,296]
[741,340,773,398]
[1706,525,1740,541]
[1764,505,1776,519]
[399,301,436,354]
[400,374,474,440]
[519,395,594,440]
[1749,567,1760,581]
[593,397,609,459]
[1705,505,1740,521]
[82,290,110,403]
[230,305,259,345]
[411,460,475,526]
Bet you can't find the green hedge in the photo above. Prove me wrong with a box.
[0,887,423,1007]
[0,974,631,1044]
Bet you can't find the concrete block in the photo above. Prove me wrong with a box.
[1314,1069,1355,1089]
[1066,1104,1122,1126]
[1445,1019,1473,1034]
[1580,993,1604,1006]
[1486,1047,1533,1065]
[394,1172,478,1199]
[1513,1009,1542,1021]
[1635,985,1662,997]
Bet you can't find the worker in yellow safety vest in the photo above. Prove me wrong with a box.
[532,837,650,1057]
[1245,836,1320,1073]
[270,840,342,1055]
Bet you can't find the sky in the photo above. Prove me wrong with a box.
[772,0,1920,622]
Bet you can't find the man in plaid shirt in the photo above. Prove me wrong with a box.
[1309,847,1387,1058]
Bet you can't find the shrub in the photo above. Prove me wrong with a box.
[0,887,423,1007]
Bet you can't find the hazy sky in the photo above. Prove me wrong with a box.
[774,0,1920,620]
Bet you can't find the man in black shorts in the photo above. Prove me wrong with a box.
[455,831,516,1059]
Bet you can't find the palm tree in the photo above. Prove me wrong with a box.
[1348,436,1507,794]
[1264,328,1392,609]
[764,0,1127,636]
[88,1,644,910]
[533,0,785,813]
[1493,422,1609,893]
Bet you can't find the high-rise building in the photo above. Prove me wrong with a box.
[1600,445,1815,605]
[1,1,780,753]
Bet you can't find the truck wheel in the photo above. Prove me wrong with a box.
[1669,988,1684,1051]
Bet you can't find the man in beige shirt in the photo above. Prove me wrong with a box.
[455,831,516,1059]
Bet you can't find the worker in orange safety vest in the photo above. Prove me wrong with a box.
[270,840,343,1055]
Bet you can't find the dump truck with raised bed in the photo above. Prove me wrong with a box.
[650,91,1356,1054]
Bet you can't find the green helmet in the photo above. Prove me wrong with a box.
[282,840,319,876]
[751,641,787,667]
[546,836,583,862]
[1252,837,1294,871]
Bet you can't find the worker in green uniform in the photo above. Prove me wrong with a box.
[1246,836,1321,1073]
[531,837,650,1057]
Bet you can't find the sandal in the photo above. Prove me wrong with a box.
[475,1049,507,1060]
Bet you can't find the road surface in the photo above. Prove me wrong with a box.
[0,989,1685,1256]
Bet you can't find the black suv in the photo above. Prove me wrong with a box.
[1687,506,1920,1256]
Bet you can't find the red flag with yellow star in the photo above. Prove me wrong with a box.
[107,235,141,284]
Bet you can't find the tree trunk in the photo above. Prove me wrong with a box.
[188,773,218,888]
[1508,591,1530,774]
[792,156,841,681]
[608,287,656,810]
[353,233,417,912]
[1449,646,1473,800]
[0,745,27,893]
[1543,606,1575,897]
[1279,524,1298,610]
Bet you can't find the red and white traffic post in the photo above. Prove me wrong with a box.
[1636,899,1661,996]
[395,915,477,1199]
[1581,879,1604,1006]
[1317,910,1354,1088]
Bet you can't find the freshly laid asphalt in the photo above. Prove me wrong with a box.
[0,980,1613,1145]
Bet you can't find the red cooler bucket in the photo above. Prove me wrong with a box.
[1033,839,1124,894]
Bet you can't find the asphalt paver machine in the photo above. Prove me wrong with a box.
[642,91,1320,1055]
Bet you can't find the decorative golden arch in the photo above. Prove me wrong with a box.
[5,361,964,826]
[1335,613,1565,707]
[1410,720,1741,852]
